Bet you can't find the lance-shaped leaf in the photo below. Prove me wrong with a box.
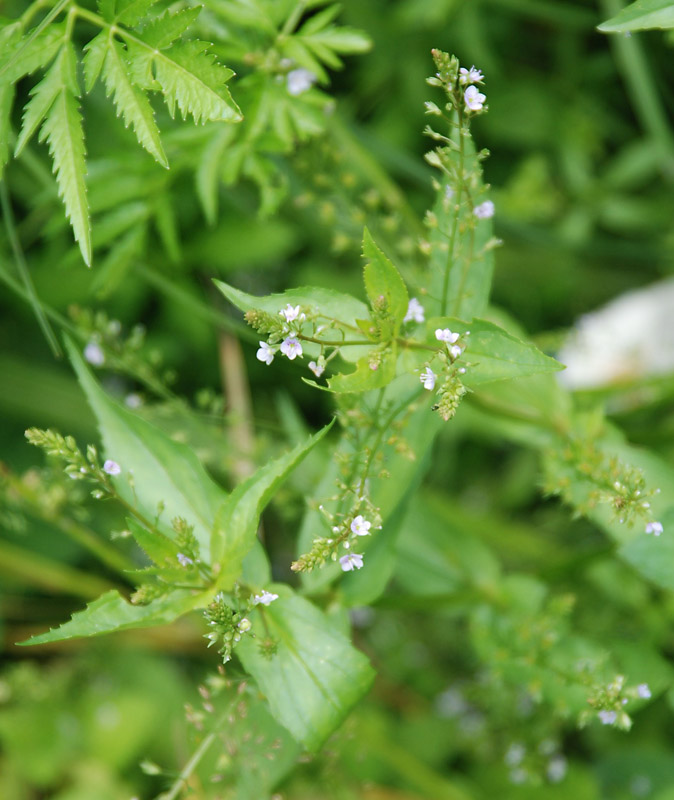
[212,420,334,588]
[598,0,674,32]
[428,318,563,385]
[18,587,213,645]
[326,347,396,393]
[237,586,375,751]
[66,337,228,561]
[362,227,408,331]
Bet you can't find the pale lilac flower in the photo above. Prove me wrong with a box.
[474,200,495,219]
[449,345,463,360]
[546,756,567,783]
[280,337,303,360]
[256,341,275,365]
[287,68,316,96]
[125,393,142,409]
[279,304,302,322]
[464,85,486,112]
[404,298,425,323]
[504,743,525,767]
[308,360,325,377]
[253,590,279,606]
[645,521,663,536]
[459,65,484,85]
[637,683,651,699]
[339,553,364,571]
[84,341,105,366]
[598,710,617,725]
[177,553,193,567]
[420,367,436,390]
[435,328,460,344]
[103,460,121,476]
[350,515,371,536]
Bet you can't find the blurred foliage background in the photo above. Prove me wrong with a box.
[2,0,674,798]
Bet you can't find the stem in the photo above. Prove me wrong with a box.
[441,108,465,316]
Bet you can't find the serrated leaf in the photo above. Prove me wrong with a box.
[362,227,408,329]
[19,588,212,645]
[0,22,65,84]
[153,193,180,261]
[151,40,242,124]
[212,420,334,587]
[196,126,235,224]
[98,0,117,21]
[116,0,161,26]
[102,38,168,167]
[327,348,396,393]
[36,45,91,266]
[237,587,375,751]
[127,517,180,567]
[304,26,372,54]
[0,82,14,173]
[139,7,202,49]
[83,31,109,93]
[15,51,64,157]
[598,0,674,31]
[66,337,229,561]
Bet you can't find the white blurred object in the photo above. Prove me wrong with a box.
[557,278,674,389]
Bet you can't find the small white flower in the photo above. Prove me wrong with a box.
[504,743,526,767]
[125,393,142,409]
[308,360,325,377]
[279,304,301,322]
[546,756,567,783]
[404,297,425,323]
[103,460,121,476]
[435,328,460,344]
[474,200,495,219]
[420,367,436,391]
[339,553,364,571]
[84,341,105,366]
[280,337,303,360]
[464,84,486,112]
[449,345,463,360]
[238,618,252,633]
[598,710,617,725]
[645,521,663,536]
[637,683,651,699]
[350,515,371,536]
[287,68,316,96]
[253,590,279,606]
[256,341,275,365]
[459,65,484,85]
[177,553,193,567]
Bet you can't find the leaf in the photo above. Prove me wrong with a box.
[0,22,65,84]
[127,517,180,566]
[91,223,146,298]
[429,317,563,385]
[362,227,408,329]
[327,348,396,393]
[196,127,235,224]
[83,31,108,92]
[212,420,334,587]
[66,337,229,561]
[138,7,202,49]
[102,38,168,167]
[150,40,242,124]
[14,50,64,157]
[36,45,91,266]
[115,0,161,26]
[619,506,674,590]
[19,588,212,645]
[237,587,375,751]
[598,0,674,31]
[0,82,14,173]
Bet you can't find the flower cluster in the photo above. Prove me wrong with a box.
[581,675,652,731]
[417,328,469,421]
[204,593,254,664]
[291,511,377,573]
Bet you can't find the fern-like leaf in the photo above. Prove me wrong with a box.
[37,45,91,266]
[148,40,242,124]
[83,30,109,92]
[14,50,64,157]
[0,82,14,172]
[102,38,168,168]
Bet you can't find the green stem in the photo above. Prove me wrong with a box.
[441,109,465,316]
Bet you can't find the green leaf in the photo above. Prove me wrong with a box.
[0,22,65,84]
[429,317,563,385]
[83,31,108,92]
[19,588,212,645]
[138,7,202,49]
[66,337,229,561]
[196,126,235,224]
[237,587,375,751]
[362,227,408,329]
[0,82,14,173]
[115,0,161,26]
[598,0,674,31]
[619,506,674,590]
[91,223,146,298]
[327,347,396,393]
[14,49,64,157]
[149,40,243,124]
[102,38,168,168]
[212,420,334,587]
[127,517,180,566]
[36,45,91,266]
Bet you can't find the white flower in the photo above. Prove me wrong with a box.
[287,68,316,96]
[125,393,142,409]
[238,617,252,632]
[404,297,425,323]
[279,304,302,322]
[449,345,463,360]
[645,521,663,536]
[103,460,121,476]
[256,341,275,365]
[253,590,279,606]
[464,85,486,112]
[84,341,105,366]
[420,367,436,390]
[309,360,325,377]
[474,200,495,219]
[598,710,617,725]
[280,337,303,360]
[637,683,651,699]
[459,65,484,85]
[435,328,460,344]
[350,515,371,536]
[177,553,193,567]
[339,553,364,571]
[546,756,567,783]
[504,743,525,767]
